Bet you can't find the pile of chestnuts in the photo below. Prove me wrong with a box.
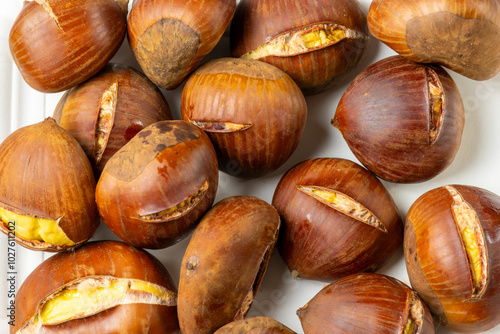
[2,0,500,333]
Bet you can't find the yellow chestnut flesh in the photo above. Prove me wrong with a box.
[427,68,444,145]
[188,120,253,133]
[95,81,118,163]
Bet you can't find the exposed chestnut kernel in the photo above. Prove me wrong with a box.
[188,120,253,133]
[427,68,444,145]
[95,81,118,163]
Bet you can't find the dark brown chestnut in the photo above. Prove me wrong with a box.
[9,0,128,93]
[405,185,500,333]
[297,273,435,334]
[332,55,465,183]
[11,240,179,334]
[178,196,280,334]
[181,57,307,178]
[272,158,403,281]
[213,316,296,334]
[53,63,173,177]
[230,0,369,95]
[368,0,500,81]
[96,120,218,249]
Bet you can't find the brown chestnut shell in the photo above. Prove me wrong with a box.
[213,316,296,334]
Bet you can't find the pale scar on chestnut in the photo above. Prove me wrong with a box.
[445,185,488,299]
[188,119,253,133]
[242,23,367,59]
[95,81,118,163]
[17,276,177,333]
[33,0,62,30]
[403,291,425,334]
[427,68,444,145]
[139,180,209,221]
[297,185,388,233]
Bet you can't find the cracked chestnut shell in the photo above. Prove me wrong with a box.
[272,158,403,281]
[181,57,307,178]
[368,0,500,81]
[178,196,280,334]
[11,240,179,334]
[9,0,128,93]
[0,118,99,252]
[213,317,296,334]
[332,55,465,183]
[96,120,218,249]
[127,0,236,90]
[297,273,435,334]
[53,63,173,178]
[230,0,369,95]
[405,185,500,333]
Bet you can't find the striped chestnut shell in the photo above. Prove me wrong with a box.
[213,317,296,334]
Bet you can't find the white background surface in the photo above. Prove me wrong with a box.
[1,0,500,333]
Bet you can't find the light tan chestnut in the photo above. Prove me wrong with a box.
[127,0,236,90]
[368,0,500,80]
[213,317,296,334]
[9,0,129,93]
[405,185,500,333]
[53,63,173,177]
[11,241,179,334]
[0,118,99,252]
[178,196,280,334]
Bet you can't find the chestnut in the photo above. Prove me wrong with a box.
[367,0,500,81]
[9,0,128,93]
[405,185,500,333]
[181,57,307,178]
[96,120,218,249]
[332,55,465,183]
[230,0,369,95]
[272,158,403,281]
[11,240,179,334]
[178,196,280,334]
[297,273,435,334]
[213,317,296,334]
[0,118,99,252]
[53,63,173,177]
[127,0,236,90]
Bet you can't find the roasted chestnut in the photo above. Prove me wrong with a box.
[53,63,173,177]
[230,0,369,95]
[272,158,403,281]
[127,0,236,89]
[9,0,128,93]
[332,55,465,183]
[213,316,296,334]
[96,120,218,249]
[297,273,435,333]
[181,57,307,178]
[178,196,280,334]
[405,185,500,333]
[368,0,500,81]
[0,118,99,252]
[11,240,179,334]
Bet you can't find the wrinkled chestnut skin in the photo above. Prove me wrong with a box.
[405,185,500,333]
[230,0,369,95]
[96,120,218,249]
[11,240,179,334]
[213,317,296,334]
[272,158,403,281]
[368,0,500,81]
[128,0,236,90]
[53,63,173,177]
[9,0,127,93]
[178,196,280,334]
[297,273,435,334]
[0,118,99,252]
[181,57,307,178]
[333,56,465,183]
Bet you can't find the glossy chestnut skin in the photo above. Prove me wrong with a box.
[405,185,500,333]
[230,0,369,95]
[213,317,296,334]
[272,158,403,281]
[297,273,435,334]
[332,55,465,183]
[96,120,218,249]
[181,57,307,178]
[178,196,280,334]
[12,240,179,334]
[9,0,128,93]
[368,0,500,81]
[127,0,236,90]
[0,118,99,252]
[53,63,173,177]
